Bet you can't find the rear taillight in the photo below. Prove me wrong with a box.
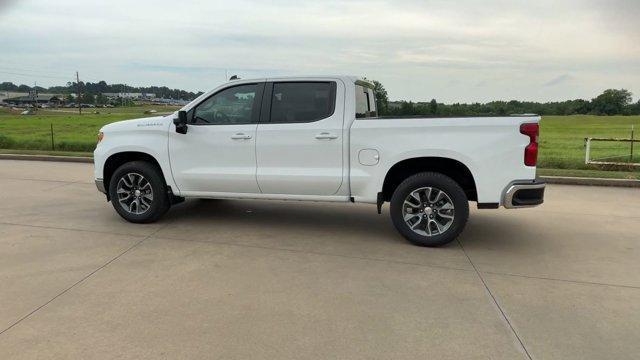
[520,123,539,166]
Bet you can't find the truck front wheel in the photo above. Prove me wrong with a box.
[108,161,170,223]
[390,172,469,247]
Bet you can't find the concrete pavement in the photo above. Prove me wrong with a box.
[0,160,639,359]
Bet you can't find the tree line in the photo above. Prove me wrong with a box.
[3,79,638,115]
[0,81,203,101]
[372,81,640,116]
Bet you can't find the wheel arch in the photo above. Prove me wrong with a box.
[103,151,166,200]
[381,157,477,202]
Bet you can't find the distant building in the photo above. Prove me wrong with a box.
[102,92,156,99]
[0,91,28,103]
[2,93,62,106]
[151,98,190,106]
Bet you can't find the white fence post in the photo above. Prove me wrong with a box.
[585,138,591,165]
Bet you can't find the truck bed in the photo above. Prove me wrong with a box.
[348,116,540,204]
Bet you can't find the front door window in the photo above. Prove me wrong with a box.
[192,84,260,125]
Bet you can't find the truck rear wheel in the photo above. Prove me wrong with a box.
[108,161,170,223]
[390,172,469,247]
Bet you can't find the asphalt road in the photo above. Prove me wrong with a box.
[1,160,639,359]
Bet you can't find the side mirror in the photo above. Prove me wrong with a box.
[174,110,188,134]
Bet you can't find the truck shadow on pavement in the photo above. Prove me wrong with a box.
[161,199,410,246]
[157,200,537,250]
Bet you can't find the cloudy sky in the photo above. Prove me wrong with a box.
[0,0,638,102]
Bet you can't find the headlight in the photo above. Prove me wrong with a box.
[97,131,104,144]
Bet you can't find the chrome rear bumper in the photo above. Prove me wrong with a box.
[503,181,545,209]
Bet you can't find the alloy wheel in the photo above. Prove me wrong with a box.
[116,172,153,215]
[402,187,455,236]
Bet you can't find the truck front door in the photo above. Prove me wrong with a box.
[169,82,264,194]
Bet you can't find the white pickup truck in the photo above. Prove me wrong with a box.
[94,76,544,246]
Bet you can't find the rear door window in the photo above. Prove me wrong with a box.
[355,84,377,118]
[270,82,336,123]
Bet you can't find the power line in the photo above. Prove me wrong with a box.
[0,64,107,83]
[0,65,74,77]
[0,69,108,85]
[0,70,70,80]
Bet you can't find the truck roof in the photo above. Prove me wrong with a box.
[224,75,364,84]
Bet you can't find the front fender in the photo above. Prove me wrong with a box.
[93,127,177,192]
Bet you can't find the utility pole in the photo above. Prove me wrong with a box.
[32,82,38,113]
[76,71,82,114]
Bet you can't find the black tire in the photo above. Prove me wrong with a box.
[108,161,170,223]
[390,172,469,247]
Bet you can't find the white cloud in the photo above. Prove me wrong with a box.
[0,0,638,102]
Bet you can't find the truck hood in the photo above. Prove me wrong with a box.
[100,115,171,133]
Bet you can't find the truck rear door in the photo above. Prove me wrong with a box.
[255,80,345,195]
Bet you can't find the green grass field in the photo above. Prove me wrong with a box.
[0,105,179,152]
[0,108,639,176]
[539,115,640,169]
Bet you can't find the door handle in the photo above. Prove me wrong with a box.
[231,133,252,140]
[315,132,338,140]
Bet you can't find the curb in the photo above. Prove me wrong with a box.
[539,176,640,188]
[0,154,93,163]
